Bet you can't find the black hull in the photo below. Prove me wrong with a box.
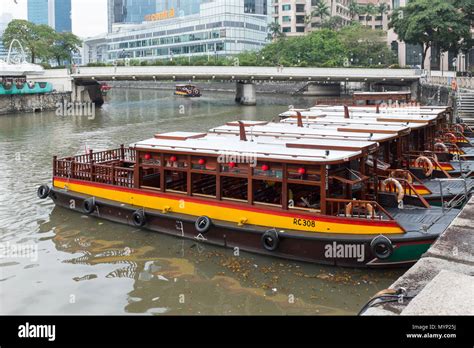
[47,188,442,269]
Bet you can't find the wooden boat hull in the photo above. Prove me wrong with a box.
[47,184,446,268]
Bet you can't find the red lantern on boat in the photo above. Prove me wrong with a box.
[229,162,236,168]
[198,158,206,165]
[170,155,177,162]
[298,167,306,175]
[144,153,151,160]
[262,164,269,172]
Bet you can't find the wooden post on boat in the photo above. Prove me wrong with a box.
[120,144,125,161]
[376,103,380,114]
[53,156,57,177]
[187,155,192,195]
[296,111,303,127]
[216,158,222,200]
[89,149,94,182]
[111,163,116,186]
[160,153,165,192]
[344,105,349,119]
[248,166,253,205]
[282,163,288,210]
[320,165,327,214]
[133,150,140,189]
[238,121,247,141]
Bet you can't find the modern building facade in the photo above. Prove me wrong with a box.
[0,13,13,61]
[272,0,351,37]
[27,0,72,32]
[88,0,270,64]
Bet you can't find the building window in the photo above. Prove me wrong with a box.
[282,27,291,32]
[282,4,291,11]
[296,15,305,24]
[296,26,305,32]
[282,16,291,22]
[296,4,305,12]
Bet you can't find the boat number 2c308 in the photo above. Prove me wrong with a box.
[293,218,316,227]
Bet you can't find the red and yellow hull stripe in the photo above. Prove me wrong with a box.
[409,184,432,196]
[53,177,404,235]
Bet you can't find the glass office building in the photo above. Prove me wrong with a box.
[96,0,270,62]
[27,0,50,25]
[54,0,72,32]
[27,0,72,32]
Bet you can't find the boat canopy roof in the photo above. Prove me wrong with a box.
[131,132,371,164]
[279,109,440,123]
[280,116,428,129]
[309,105,447,116]
[209,123,399,142]
[207,132,379,153]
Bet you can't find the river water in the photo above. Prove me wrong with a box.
[0,88,403,315]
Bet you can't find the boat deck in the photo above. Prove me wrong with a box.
[386,206,460,236]
[422,178,474,197]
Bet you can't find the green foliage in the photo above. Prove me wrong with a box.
[252,25,394,67]
[390,0,471,68]
[2,19,82,64]
[338,23,397,66]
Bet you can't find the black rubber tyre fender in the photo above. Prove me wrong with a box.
[37,184,50,199]
[83,198,96,215]
[132,210,146,227]
[370,235,394,260]
[261,230,279,252]
[195,216,212,234]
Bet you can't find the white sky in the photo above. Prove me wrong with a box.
[0,0,108,38]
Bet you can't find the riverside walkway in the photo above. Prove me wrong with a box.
[362,196,474,315]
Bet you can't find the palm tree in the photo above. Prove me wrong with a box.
[267,22,284,41]
[364,3,377,26]
[377,2,390,23]
[348,0,361,21]
[311,0,331,26]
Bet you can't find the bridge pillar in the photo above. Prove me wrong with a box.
[72,82,104,107]
[235,81,256,106]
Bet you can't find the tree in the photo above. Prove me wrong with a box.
[267,22,285,41]
[364,4,377,26]
[311,0,331,26]
[2,20,56,63]
[339,23,397,66]
[390,0,471,69]
[322,16,344,30]
[50,32,82,66]
[348,0,362,21]
[377,2,390,21]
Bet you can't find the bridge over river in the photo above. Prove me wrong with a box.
[32,66,422,106]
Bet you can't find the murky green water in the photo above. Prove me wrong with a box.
[0,88,403,315]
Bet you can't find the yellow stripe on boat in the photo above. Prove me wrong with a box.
[53,178,404,235]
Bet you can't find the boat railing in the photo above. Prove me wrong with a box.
[53,147,135,188]
[61,146,136,165]
[326,198,395,221]
[378,174,431,208]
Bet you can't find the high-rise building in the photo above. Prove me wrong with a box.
[27,0,72,32]
[272,0,351,37]
[89,0,270,64]
[0,13,14,60]
[108,0,268,32]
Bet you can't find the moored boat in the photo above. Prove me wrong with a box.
[39,122,462,267]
